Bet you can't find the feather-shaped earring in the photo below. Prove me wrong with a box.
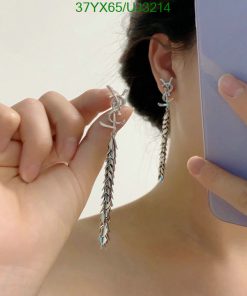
[98,85,128,248]
[157,77,174,183]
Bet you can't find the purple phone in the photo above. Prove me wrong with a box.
[195,0,247,226]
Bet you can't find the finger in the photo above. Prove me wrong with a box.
[187,156,247,215]
[0,90,114,174]
[0,139,64,172]
[11,88,112,141]
[0,140,21,167]
[12,98,53,183]
[39,91,85,163]
[7,88,112,178]
[218,73,247,125]
[0,141,22,183]
[0,103,20,152]
[69,88,112,124]
[69,105,134,199]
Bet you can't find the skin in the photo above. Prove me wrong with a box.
[38,34,247,295]
[147,33,247,261]
[1,33,247,295]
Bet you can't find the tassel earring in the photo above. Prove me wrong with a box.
[98,85,128,248]
[157,77,174,183]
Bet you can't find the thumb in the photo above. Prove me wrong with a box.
[69,105,134,197]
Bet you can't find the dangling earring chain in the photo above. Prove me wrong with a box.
[157,77,174,183]
[98,85,128,249]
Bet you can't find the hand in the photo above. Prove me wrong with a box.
[0,89,133,295]
[187,73,247,215]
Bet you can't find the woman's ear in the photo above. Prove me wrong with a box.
[148,33,176,93]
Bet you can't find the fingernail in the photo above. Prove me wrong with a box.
[218,74,245,98]
[59,137,78,162]
[187,157,205,176]
[21,164,40,183]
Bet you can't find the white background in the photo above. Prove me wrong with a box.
[0,1,163,219]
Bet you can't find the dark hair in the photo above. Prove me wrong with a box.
[119,0,196,132]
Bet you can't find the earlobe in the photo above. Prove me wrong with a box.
[148,33,175,93]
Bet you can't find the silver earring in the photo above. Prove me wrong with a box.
[98,85,128,249]
[157,77,174,183]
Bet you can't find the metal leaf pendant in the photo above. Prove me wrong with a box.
[98,135,117,248]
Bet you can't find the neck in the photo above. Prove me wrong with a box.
[142,136,247,261]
